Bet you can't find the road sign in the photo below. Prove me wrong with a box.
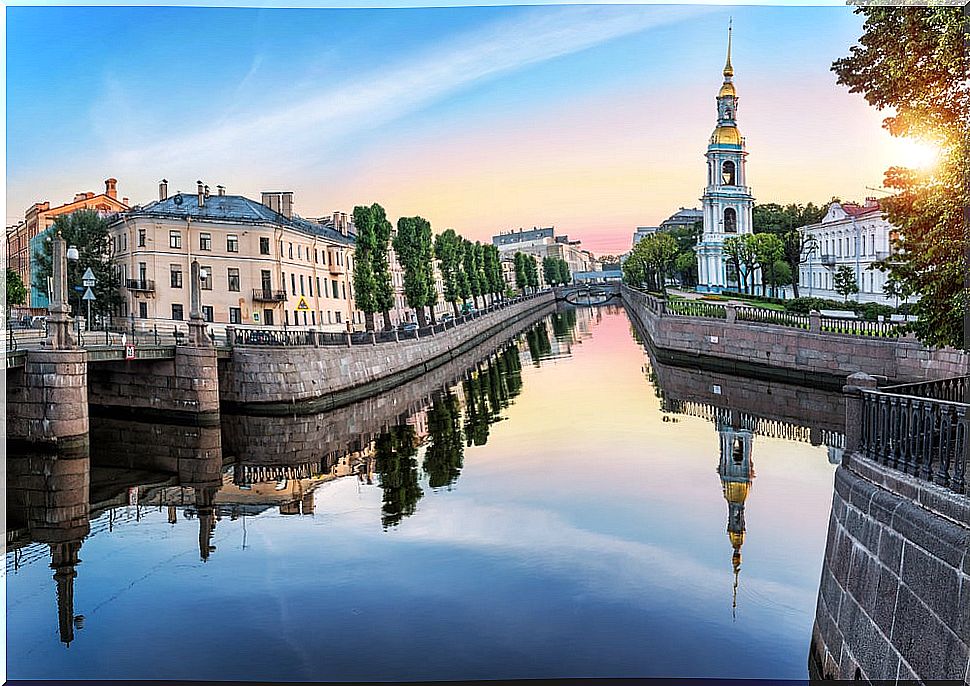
[296,296,311,311]
[82,287,96,301]
[125,345,136,360]
[82,267,96,287]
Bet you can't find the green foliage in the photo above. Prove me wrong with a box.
[833,6,969,348]
[33,210,123,318]
[393,216,433,327]
[623,232,679,294]
[460,238,479,304]
[370,204,395,326]
[542,256,559,286]
[513,252,528,291]
[423,391,465,488]
[833,265,860,301]
[556,258,570,285]
[374,424,422,528]
[434,229,464,312]
[723,235,758,294]
[6,268,26,308]
[351,205,378,327]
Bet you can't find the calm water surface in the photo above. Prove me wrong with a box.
[7,306,840,680]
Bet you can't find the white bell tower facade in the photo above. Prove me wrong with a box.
[696,24,755,294]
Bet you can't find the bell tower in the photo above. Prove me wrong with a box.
[696,22,755,293]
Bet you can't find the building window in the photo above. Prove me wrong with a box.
[298,245,303,259]
[721,160,736,186]
[170,265,183,289]
[300,274,305,296]
[281,272,287,295]
[202,305,214,322]
[139,301,148,319]
[228,268,240,292]
[169,231,182,249]
[227,234,239,253]
[314,249,319,264]
[308,277,314,297]
[263,309,274,326]
[289,243,293,259]
[138,229,146,247]
[172,304,184,320]
[331,279,339,299]
[260,237,270,255]
[200,266,212,290]
[341,282,346,299]
[200,232,212,251]
[291,273,296,294]
[723,208,737,233]
[229,307,241,324]
[335,311,342,324]
[285,310,290,325]
[311,311,316,325]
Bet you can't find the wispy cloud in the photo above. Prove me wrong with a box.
[109,6,706,179]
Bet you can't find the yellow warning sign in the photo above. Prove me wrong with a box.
[296,296,311,311]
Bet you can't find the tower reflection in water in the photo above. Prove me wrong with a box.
[717,413,754,616]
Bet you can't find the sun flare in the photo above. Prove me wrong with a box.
[890,136,941,171]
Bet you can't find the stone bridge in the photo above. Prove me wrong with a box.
[555,282,621,306]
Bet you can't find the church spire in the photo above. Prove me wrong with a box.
[723,19,734,79]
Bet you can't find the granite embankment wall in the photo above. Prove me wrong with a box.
[219,292,555,413]
[810,454,970,681]
[623,285,969,387]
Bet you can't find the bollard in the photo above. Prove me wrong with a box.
[809,310,821,333]
[843,372,878,457]
[345,331,352,347]
[725,304,737,324]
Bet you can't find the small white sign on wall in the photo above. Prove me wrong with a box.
[709,335,719,344]
[712,385,722,395]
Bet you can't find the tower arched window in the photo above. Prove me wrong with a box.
[721,160,736,186]
[724,208,738,233]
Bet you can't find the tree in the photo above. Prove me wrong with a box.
[393,216,433,327]
[525,256,539,293]
[373,424,422,528]
[370,204,395,331]
[461,238,481,308]
[434,229,464,316]
[423,391,465,488]
[542,257,559,286]
[753,202,825,298]
[833,6,969,348]
[556,258,570,286]
[513,252,528,292]
[643,233,679,295]
[749,233,785,297]
[474,243,489,306]
[833,265,860,301]
[6,269,26,309]
[421,220,438,323]
[780,229,817,299]
[352,205,378,331]
[34,210,123,321]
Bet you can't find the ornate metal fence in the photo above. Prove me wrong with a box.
[736,307,810,329]
[666,300,727,319]
[820,316,903,338]
[859,388,969,495]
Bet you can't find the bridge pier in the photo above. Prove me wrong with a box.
[7,349,89,447]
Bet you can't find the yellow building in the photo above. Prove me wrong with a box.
[108,182,358,331]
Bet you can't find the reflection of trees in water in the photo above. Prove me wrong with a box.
[423,392,465,489]
[550,309,577,339]
[525,321,553,366]
[374,425,422,529]
[462,345,525,448]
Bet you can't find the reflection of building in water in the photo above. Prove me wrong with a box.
[717,413,755,615]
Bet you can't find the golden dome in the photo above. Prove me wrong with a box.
[718,81,736,98]
[722,480,749,504]
[711,125,741,146]
[728,529,745,550]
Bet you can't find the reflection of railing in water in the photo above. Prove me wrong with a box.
[662,398,845,449]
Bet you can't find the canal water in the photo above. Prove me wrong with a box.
[7,306,840,680]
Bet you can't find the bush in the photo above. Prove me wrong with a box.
[855,302,895,321]
[783,297,856,314]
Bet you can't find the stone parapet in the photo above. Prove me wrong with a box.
[219,293,555,412]
[810,454,970,681]
[623,285,970,386]
[6,349,89,445]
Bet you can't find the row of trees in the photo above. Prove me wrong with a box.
[513,252,540,294]
[355,203,509,330]
[541,257,571,286]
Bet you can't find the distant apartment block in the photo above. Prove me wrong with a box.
[492,225,591,280]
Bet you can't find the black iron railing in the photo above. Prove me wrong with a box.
[882,376,970,404]
[736,307,810,329]
[820,316,902,338]
[859,388,968,495]
[252,289,287,302]
[126,279,155,292]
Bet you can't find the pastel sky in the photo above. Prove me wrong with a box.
[6,4,906,254]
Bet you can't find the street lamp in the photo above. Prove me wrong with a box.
[66,245,79,339]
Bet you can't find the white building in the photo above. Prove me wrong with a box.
[696,26,755,294]
[492,226,591,279]
[798,198,896,304]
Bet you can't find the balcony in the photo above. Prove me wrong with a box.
[126,279,155,292]
[252,288,287,302]
[820,254,837,267]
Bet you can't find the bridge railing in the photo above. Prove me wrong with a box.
[736,307,810,329]
[859,387,968,496]
[882,376,970,403]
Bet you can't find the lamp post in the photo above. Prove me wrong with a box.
[66,245,80,340]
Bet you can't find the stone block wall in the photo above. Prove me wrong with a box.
[87,347,220,422]
[219,293,554,411]
[811,454,970,681]
[7,443,91,544]
[623,286,969,385]
[7,350,89,446]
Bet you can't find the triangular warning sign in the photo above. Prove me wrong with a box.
[296,295,311,311]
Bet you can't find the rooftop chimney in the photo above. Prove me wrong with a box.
[204,185,210,198]
[340,212,348,236]
[197,180,205,208]
[122,197,129,206]
[217,185,225,196]
[261,192,281,214]
[280,192,293,219]
[74,193,87,203]
[104,178,118,199]
[159,179,168,201]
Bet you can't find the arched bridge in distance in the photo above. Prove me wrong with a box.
[557,282,622,306]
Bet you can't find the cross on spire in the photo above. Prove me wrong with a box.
[724,19,734,79]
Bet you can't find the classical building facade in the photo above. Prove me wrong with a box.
[492,226,591,279]
[6,178,129,309]
[696,27,755,293]
[798,198,897,305]
[107,182,357,331]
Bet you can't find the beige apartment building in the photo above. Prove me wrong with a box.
[108,182,357,331]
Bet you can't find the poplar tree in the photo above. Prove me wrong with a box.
[462,238,481,308]
[370,203,395,331]
[352,205,378,331]
[514,252,528,293]
[435,229,464,316]
[393,216,432,327]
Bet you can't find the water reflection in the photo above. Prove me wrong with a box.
[7,305,839,680]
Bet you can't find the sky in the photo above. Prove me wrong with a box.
[5,4,911,254]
